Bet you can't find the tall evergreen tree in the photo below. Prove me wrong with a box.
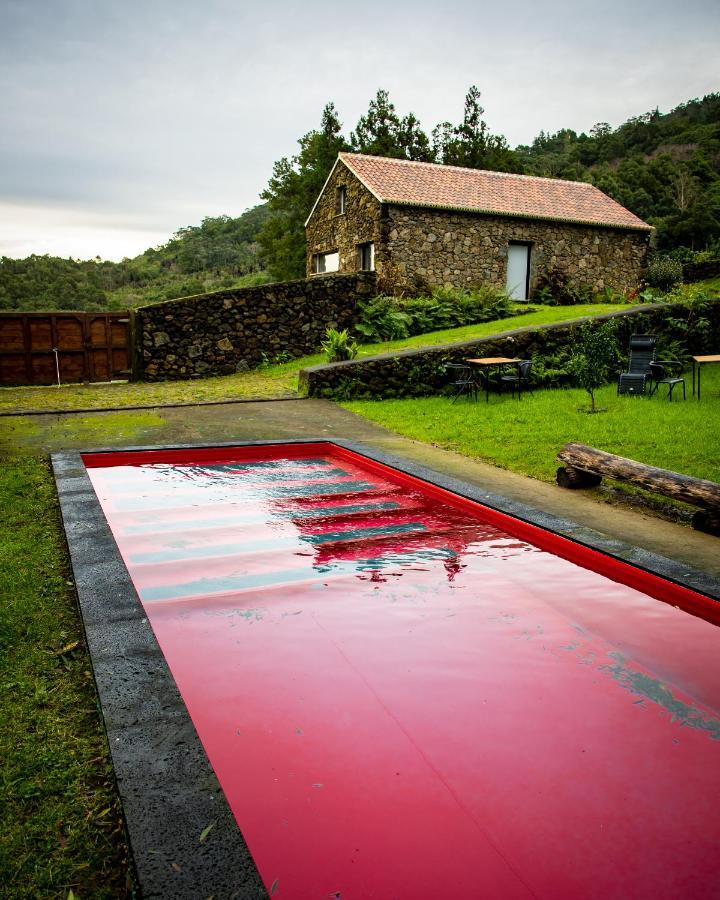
[432,86,521,172]
[258,103,350,281]
[351,90,434,161]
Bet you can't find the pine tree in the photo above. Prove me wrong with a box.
[259,103,350,281]
[351,90,434,161]
[433,86,521,173]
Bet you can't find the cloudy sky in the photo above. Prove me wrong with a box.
[1,0,718,261]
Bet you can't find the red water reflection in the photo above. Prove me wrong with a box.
[85,443,720,899]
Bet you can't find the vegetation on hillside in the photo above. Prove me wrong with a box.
[3,92,719,312]
[0,205,270,312]
[260,89,720,280]
[518,95,720,252]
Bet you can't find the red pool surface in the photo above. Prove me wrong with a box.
[84,442,720,899]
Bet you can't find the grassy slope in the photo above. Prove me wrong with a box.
[0,456,129,898]
[342,367,720,486]
[1,303,620,414]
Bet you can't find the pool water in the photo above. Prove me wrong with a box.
[84,443,720,899]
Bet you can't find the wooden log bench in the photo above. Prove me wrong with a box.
[556,442,720,535]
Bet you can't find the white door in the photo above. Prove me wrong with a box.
[506,244,530,300]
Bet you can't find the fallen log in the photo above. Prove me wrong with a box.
[556,442,720,515]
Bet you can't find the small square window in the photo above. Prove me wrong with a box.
[358,242,374,272]
[336,186,347,215]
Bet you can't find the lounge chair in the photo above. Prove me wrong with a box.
[617,335,656,395]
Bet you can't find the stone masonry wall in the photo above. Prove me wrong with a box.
[383,206,650,296]
[305,160,383,276]
[136,272,376,381]
[299,300,720,400]
[305,164,649,296]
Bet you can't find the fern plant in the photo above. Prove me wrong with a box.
[321,328,359,362]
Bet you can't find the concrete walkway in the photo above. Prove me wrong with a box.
[4,397,718,579]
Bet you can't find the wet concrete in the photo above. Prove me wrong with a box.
[4,397,719,579]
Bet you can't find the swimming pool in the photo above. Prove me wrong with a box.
[62,440,720,898]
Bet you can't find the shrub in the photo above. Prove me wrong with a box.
[355,285,513,342]
[354,295,412,341]
[533,268,595,305]
[645,256,684,292]
[321,328,359,363]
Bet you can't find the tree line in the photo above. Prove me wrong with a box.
[2,89,718,311]
[0,206,271,311]
[258,88,720,280]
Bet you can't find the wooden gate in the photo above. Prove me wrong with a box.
[0,312,133,386]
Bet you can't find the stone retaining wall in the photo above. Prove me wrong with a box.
[136,273,376,381]
[299,300,720,400]
[683,259,720,282]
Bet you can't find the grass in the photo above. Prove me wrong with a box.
[0,455,130,898]
[342,366,720,486]
[1,303,621,414]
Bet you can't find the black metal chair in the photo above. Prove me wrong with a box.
[648,361,686,401]
[500,360,533,399]
[617,335,656,395]
[445,363,478,402]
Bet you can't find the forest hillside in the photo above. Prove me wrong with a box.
[2,91,718,311]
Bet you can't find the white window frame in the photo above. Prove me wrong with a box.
[314,251,339,274]
[336,186,347,215]
[358,241,375,272]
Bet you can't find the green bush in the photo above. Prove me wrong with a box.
[355,285,513,342]
[568,321,619,411]
[532,268,598,305]
[321,327,359,362]
[645,256,684,291]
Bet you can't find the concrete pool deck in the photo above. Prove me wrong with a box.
[5,396,718,580]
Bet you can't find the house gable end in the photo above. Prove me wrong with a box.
[305,160,383,277]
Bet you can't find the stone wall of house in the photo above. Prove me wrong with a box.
[299,300,720,400]
[136,272,376,381]
[382,206,650,296]
[305,160,383,276]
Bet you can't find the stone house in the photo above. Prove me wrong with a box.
[305,153,652,298]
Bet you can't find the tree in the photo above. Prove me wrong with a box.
[568,322,619,412]
[432,86,521,172]
[351,90,433,161]
[259,103,350,281]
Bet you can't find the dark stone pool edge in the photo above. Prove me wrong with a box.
[52,449,269,900]
[52,438,720,899]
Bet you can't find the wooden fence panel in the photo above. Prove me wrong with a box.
[0,312,132,386]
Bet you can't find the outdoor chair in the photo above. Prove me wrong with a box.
[648,361,686,402]
[446,363,478,402]
[617,334,657,395]
[500,360,533,399]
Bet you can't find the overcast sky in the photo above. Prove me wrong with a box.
[1,0,718,261]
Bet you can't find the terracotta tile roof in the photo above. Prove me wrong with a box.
[338,152,652,231]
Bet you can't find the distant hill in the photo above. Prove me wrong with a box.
[517,93,720,252]
[0,204,272,312]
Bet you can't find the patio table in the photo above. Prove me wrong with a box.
[465,357,522,402]
[692,354,720,399]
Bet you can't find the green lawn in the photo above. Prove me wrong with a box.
[342,367,720,485]
[0,456,129,897]
[1,303,620,414]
